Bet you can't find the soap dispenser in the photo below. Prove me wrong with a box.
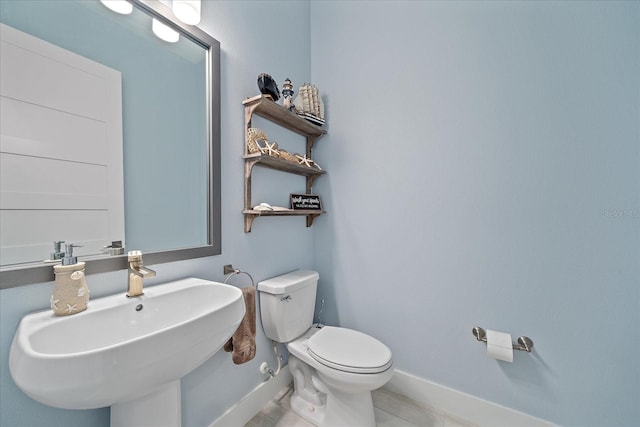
[51,243,89,316]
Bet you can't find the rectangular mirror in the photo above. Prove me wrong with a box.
[0,0,221,288]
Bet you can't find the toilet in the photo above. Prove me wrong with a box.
[258,270,393,427]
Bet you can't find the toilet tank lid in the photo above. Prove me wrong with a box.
[257,270,319,294]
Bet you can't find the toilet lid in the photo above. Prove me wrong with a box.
[307,326,392,374]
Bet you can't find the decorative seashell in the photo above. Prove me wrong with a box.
[70,271,84,280]
[257,73,280,101]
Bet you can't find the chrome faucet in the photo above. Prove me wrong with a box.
[127,251,156,297]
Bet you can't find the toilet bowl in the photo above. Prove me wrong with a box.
[258,270,393,427]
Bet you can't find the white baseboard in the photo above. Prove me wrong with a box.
[208,367,554,427]
[209,368,293,427]
[385,370,555,427]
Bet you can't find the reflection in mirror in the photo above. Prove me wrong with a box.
[0,0,221,287]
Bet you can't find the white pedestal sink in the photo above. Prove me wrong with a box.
[9,278,245,426]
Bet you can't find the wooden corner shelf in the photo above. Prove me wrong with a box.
[243,153,326,177]
[243,209,325,232]
[243,95,327,139]
[243,95,327,232]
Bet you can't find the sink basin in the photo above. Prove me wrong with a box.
[9,277,244,420]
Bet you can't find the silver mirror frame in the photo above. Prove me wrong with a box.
[0,0,221,289]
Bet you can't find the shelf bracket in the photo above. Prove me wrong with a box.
[306,213,321,227]
[306,136,318,158]
[244,104,259,155]
[244,214,258,233]
[245,158,260,176]
[245,104,259,128]
[306,175,319,195]
[244,158,261,213]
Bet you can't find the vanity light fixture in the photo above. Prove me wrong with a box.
[99,0,133,15]
[172,0,201,26]
[152,18,180,43]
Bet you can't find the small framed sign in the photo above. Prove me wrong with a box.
[290,194,322,211]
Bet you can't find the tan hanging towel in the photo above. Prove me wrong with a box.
[224,286,256,364]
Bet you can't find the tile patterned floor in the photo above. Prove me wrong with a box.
[245,385,478,427]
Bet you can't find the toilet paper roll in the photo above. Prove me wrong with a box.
[486,329,513,362]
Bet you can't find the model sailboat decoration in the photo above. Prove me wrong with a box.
[292,83,325,126]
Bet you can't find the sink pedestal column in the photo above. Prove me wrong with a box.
[111,380,181,427]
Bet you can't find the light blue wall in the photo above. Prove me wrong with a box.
[310,1,639,427]
[0,1,312,426]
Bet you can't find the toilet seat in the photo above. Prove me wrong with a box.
[307,326,392,374]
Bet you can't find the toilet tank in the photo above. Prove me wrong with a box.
[257,270,319,342]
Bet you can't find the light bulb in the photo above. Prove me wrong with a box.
[152,18,180,43]
[100,0,133,15]
[173,0,201,26]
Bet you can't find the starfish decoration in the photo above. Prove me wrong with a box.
[254,139,267,154]
[296,154,314,167]
[50,296,59,311]
[313,161,323,171]
[262,141,279,157]
[65,303,78,314]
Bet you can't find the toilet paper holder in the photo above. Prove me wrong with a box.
[472,327,534,352]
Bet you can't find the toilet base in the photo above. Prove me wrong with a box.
[323,388,375,427]
[290,391,325,426]
[290,384,376,427]
[289,356,325,425]
[288,356,377,427]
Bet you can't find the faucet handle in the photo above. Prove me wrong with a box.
[102,241,124,256]
[50,241,66,260]
[128,250,143,262]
